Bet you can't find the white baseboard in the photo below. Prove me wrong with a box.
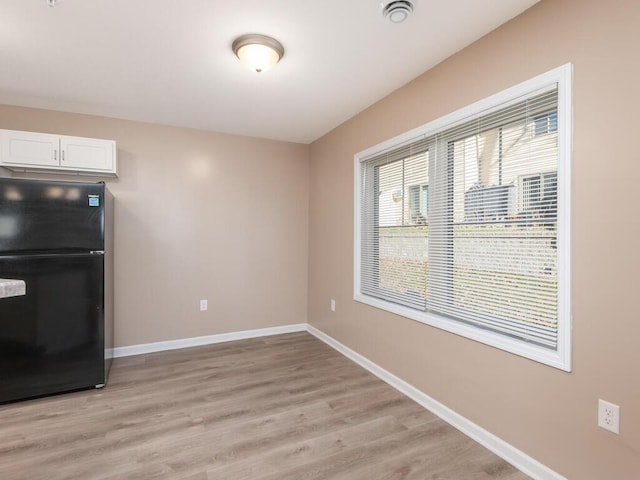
[112,323,307,358]
[112,322,564,480]
[306,324,566,480]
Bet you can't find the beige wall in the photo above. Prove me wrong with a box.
[308,0,640,478]
[0,105,310,347]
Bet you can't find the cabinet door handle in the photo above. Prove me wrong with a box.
[61,150,65,162]
[54,150,57,161]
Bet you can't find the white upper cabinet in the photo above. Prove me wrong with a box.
[0,129,117,176]
[1,131,60,167]
[60,136,114,171]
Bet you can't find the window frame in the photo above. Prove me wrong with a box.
[353,64,572,371]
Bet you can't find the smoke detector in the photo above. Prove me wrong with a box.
[46,0,58,6]
[382,1,415,23]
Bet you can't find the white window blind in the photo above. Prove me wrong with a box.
[431,89,558,348]
[360,139,431,310]
[355,65,571,369]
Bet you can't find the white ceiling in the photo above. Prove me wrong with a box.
[0,0,539,144]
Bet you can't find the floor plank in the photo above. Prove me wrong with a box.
[0,332,529,480]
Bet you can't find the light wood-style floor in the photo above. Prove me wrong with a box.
[0,332,529,480]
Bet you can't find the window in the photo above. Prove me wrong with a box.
[520,171,557,213]
[355,64,572,370]
[534,110,558,136]
[409,184,429,224]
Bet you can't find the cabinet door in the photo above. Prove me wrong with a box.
[60,136,115,172]
[0,130,60,167]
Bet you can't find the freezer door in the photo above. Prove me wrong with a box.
[0,178,105,253]
[0,253,105,403]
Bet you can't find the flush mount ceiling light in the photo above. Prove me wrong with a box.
[381,0,415,23]
[232,34,285,73]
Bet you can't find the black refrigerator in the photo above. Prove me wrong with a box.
[0,178,114,403]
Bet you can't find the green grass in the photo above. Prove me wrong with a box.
[375,222,557,328]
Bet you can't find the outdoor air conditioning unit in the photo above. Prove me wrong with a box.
[464,185,516,222]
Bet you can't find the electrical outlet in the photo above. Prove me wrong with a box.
[598,399,620,434]
[330,299,336,312]
[199,299,208,311]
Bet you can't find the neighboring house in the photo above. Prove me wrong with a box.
[377,110,558,228]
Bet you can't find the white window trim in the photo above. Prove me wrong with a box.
[353,63,572,371]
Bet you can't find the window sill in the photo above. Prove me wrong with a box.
[354,292,571,372]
